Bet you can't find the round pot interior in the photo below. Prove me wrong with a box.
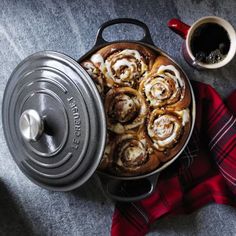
[78,40,196,181]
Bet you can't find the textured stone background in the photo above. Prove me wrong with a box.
[0,0,236,235]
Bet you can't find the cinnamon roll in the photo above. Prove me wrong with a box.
[90,43,156,88]
[146,108,191,162]
[112,132,160,176]
[140,56,191,110]
[81,60,104,95]
[105,87,147,134]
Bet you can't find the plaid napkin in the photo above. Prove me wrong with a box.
[111,81,236,236]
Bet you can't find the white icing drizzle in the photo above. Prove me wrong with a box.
[109,122,125,134]
[165,72,180,101]
[144,77,170,105]
[116,135,147,167]
[117,157,123,166]
[154,117,173,138]
[120,96,135,116]
[121,49,142,60]
[105,60,113,78]
[148,114,182,149]
[157,65,184,87]
[113,58,134,70]
[82,61,95,76]
[105,52,138,83]
[155,122,180,147]
[107,89,147,133]
[175,108,190,126]
[91,54,105,69]
[103,144,111,159]
[93,49,146,86]
[144,65,186,107]
[124,146,144,161]
[82,61,104,93]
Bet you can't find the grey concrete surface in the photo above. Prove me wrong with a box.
[0,0,236,235]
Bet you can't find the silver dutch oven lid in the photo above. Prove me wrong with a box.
[2,51,106,191]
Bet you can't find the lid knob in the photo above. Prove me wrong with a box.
[19,109,44,142]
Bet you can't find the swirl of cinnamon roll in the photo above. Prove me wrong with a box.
[113,133,160,176]
[147,108,190,153]
[105,87,147,134]
[140,56,190,110]
[81,60,104,95]
[90,43,156,88]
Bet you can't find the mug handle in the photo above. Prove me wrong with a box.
[99,174,159,202]
[168,18,190,39]
[94,18,155,47]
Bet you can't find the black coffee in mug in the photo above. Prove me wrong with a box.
[190,23,230,64]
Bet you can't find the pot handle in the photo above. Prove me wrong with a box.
[94,18,155,47]
[101,173,159,202]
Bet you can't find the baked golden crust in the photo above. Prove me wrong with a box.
[81,43,192,176]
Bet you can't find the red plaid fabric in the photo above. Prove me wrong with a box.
[111,81,236,236]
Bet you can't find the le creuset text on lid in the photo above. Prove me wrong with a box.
[2,51,106,191]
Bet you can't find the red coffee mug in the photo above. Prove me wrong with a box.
[168,16,236,69]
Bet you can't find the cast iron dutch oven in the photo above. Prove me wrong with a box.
[2,18,196,201]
